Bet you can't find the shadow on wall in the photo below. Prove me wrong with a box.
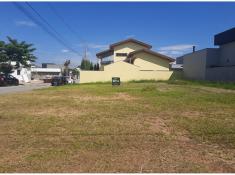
[169,70,184,81]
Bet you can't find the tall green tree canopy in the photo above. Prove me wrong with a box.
[80,59,93,70]
[0,37,37,68]
[0,63,14,75]
[0,41,7,62]
[80,59,100,71]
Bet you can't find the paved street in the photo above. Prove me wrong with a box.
[0,82,51,95]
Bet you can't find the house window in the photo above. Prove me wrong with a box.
[17,70,21,75]
[116,53,127,57]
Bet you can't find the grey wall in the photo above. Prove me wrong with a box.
[183,49,207,80]
[176,56,184,64]
[219,41,235,66]
[206,66,235,82]
[206,48,220,67]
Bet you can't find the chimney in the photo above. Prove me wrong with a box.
[193,46,196,53]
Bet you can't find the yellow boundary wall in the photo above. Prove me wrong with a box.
[79,61,182,83]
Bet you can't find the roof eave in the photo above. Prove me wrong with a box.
[96,49,114,58]
[127,49,174,62]
[109,38,152,49]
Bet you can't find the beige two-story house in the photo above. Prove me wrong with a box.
[80,38,176,83]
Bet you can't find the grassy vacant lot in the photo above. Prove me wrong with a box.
[0,80,234,172]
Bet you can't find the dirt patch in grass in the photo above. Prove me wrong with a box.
[194,86,235,94]
[71,92,138,102]
[146,117,172,135]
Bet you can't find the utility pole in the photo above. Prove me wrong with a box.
[84,46,87,60]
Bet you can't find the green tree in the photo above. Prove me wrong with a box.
[4,36,37,68]
[0,41,7,62]
[72,68,80,79]
[63,59,70,76]
[94,64,97,70]
[80,59,93,70]
[96,63,99,70]
[0,63,14,75]
[0,37,37,75]
[89,61,93,70]
[81,59,85,70]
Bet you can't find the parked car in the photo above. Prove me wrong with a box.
[64,76,75,84]
[51,76,67,86]
[0,74,19,86]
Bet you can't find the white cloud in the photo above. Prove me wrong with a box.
[76,43,108,50]
[61,49,70,53]
[158,44,196,58]
[125,35,135,38]
[15,20,37,27]
[159,44,195,51]
[88,43,108,49]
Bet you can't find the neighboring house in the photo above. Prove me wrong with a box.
[79,38,180,83]
[10,61,31,83]
[31,63,61,80]
[1,62,61,82]
[176,56,184,65]
[181,27,235,82]
[172,56,184,70]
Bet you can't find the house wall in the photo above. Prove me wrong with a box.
[182,47,235,82]
[133,52,170,70]
[219,41,235,66]
[79,61,178,83]
[11,68,31,83]
[176,56,184,64]
[113,42,148,62]
[205,66,235,82]
[205,48,220,67]
[183,49,207,80]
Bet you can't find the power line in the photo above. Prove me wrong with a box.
[13,2,81,56]
[47,3,87,46]
[25,2,70,46]
[25,2,80,55]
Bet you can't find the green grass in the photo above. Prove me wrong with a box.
[0,81,234,172]
[167,79,235,90]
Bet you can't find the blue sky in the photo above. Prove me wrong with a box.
[0,2,235,67]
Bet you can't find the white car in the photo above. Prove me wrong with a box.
[65,76,74,84]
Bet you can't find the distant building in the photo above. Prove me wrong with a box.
[176,56,184,65]
[9,61,31,83]
[42,63,60,69]
[181,27,235,82]
[31,63,61,80]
